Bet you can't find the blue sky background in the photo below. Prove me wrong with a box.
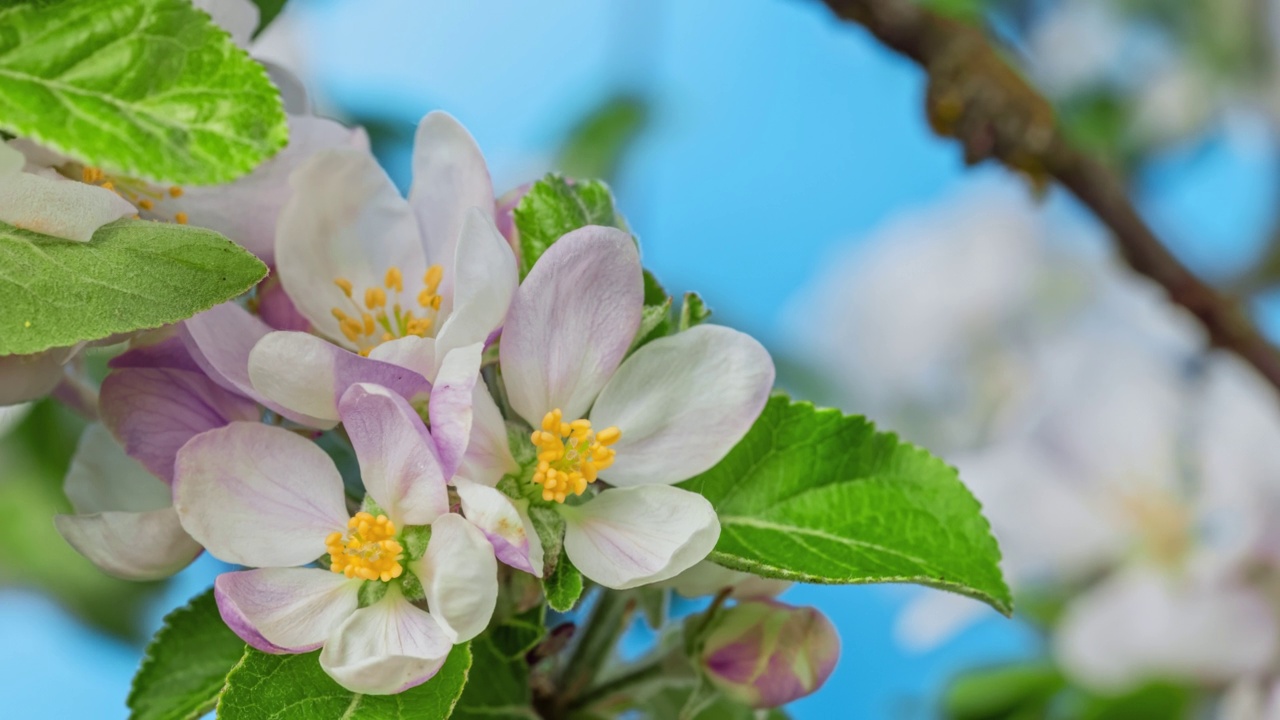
[1,0,1274,717]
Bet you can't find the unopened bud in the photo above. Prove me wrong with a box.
[699,600,839,708]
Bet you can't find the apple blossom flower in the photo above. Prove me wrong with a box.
[495,226,775,589]
[173,383,497,694]
[698,600,840,708]
[53,424,203,581]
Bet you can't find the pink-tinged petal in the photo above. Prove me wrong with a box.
[257,273,311,332]
[456,381,519,487]
[408,513,498,643]
[63,424,170,514]
[591,325,775,487]
[215,568,361,654]
[0,346,74,405]
[319,591,453,695]
[173,422,349,567]
[561,485,720,590]
[339,383,448,526]
[55,507,202,581]
[170,116,369,262]
[429,343,482,479]
[0,143,133,242]
[493,183,529,256]
[109,335,200,372]
[434,209,516,362]
[277,147,426,344]
[701,600,840,708]
[249,332,431,426]
[499,226,643,423]
[181,303,328,428]
[367,335,436,379]
[454,479,542,577]
[408,111,494,295]
[100,368,259,484]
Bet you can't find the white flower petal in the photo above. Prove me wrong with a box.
[591,325,775,487]
[410,513,498,643]
[433,208,516,362]
[666,560,791,600]
[499,226,643,423]
[277,148,426,344]
[368,335,435,379]
[339,383,448,526]
[0,346,75,405]
[173,422,349,567]
[215,568,361,654]
[455,478,542,577]
[429,343,482,479]
[407,111,494,294]
[319,591,453,695]
[248,331,431,426]
[0,143,133,242]
[64,424,170,514]
[55,507,202,581]
[562,485,720,590]
[456,381,518,487]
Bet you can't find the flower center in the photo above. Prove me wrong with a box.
[325,511,405,582]
[1121,489,1192,567]
[79,166,189,224]
[330,265,444,356]
[530,409,621,503]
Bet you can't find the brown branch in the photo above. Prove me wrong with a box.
[820,0,1280,393]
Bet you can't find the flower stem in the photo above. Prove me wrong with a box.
[556,589,635,711]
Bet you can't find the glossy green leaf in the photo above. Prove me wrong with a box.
[451,634,537,720]
[0,0,287,184]
[217,643,471,720]
[544,550,584,613]
[679,396,1012,614]
[128,589,246,720]
[489,603,546,659]
[512,174,619,278]
[556,94,649,182]
[0,219,267,355]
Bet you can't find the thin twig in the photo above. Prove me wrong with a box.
[819,0,1280,395]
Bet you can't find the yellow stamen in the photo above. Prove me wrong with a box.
[174,211,188,225]
[168,186,184,197]
[365,287,387,310]
[328,265,443,355]
[385,267,403,292]
[530,409,620,503]
[138,198,154,211]
[334,278,354,297]
[326,512,404,582]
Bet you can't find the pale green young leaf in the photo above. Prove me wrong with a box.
[0,219,267,355]
[678,396,1012,614]
[0,0,288,184]
[217,644,471,720]
[451,634,537,720]
[544,550,584,613]
[128,589,246,720]
[678,292,711,331]
[513,174,619,278]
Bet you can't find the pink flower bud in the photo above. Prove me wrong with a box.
[699,600,840,708]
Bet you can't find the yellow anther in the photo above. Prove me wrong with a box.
[340,317,364,342]
[81,167,103,183]
[138,198,154,210]
[385,267,403,292]
[424,265,444,291]
[365,287,387,310]
[334,278,354,297]
[326,511,404,583]
[169,186,183,197]
[529,409,620,503]
[174,211,188,225]
[100,181,114,190]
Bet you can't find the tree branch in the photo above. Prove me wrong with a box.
[819,0,1280,393]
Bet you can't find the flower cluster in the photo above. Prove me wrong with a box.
[47,104,778,694]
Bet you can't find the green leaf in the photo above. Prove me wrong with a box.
[489,604,546,659]
[944,664,1065,720]
[0,219,267,355]
[249,0,288,37]
[451,634,537,720]
[630,296,672,352]
[217,643,472,720]
[678,292,711,331]
[544,550,584,613]
[128,589,246,720]
[678,396,1012,615]
[513,174,619,278]
[556,94,649,183]
[0,0,288,184]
